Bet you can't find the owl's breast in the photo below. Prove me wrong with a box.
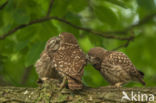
[53,46,86,77]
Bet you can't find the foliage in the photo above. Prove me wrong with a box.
[0,0,156,87]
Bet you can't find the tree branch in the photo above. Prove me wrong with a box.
[0,16,132,40]
[0,17,52,40]
[0,80,156,103]
[0,0,8,10]
[46,0,54,17]
[108,12,156,34]
[0,13,155,41]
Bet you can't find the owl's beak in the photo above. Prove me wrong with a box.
[86,54,89,60]
[86,54,90,64]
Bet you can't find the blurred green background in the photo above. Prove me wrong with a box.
[0,0,156,88]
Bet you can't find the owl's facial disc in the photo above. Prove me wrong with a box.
[49,40,56,46]
[88,55,100,65]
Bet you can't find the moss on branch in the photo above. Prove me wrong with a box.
[0,80,156,103]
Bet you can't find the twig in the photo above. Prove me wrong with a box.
[0,17,52,40]
[122,12,156,32]
[112,31,135,50]
[112,39,131,51]
[108,12,156,35]
[0,0,8,10]
[46,0,54,17]
[21,65,33,85]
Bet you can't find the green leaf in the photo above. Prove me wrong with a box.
[12,9,30,25]
[25,42,45,67]
[137,0,156,11]
[68,0,88,12]
[15,40,29,51]
[57,12,81,35]
[94,5,118,25]
[82,64,107,87]
[52,0,70,16]
[106,0,128,8]
[78,36,94,53]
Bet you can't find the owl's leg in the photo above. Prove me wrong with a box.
[114,82,123,87]
[59,76,67,90]
[37,77,49,84]
[104,82,123,88]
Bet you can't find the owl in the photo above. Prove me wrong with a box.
[52,32,87,90]
[35,36,61,83]
[35,32,86,90]
[87,47,145,87]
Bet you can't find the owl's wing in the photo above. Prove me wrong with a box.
[71,50,86,79]
[105,51,136,72]
[104,51,145,84]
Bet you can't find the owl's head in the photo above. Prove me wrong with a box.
[59,32,77,44]
[87,47,107,68]
[45,36,60,51]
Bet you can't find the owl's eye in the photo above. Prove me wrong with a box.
[50,40,54,44]
[95,57,100,62]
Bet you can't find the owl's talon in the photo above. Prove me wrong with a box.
[105,85,117,89]
[104,83,123,88]
[114,82,123,88]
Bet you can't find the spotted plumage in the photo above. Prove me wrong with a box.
[87,47,145,87]
[35,32,86,90]
[35,37,61,82]
[52,32,86,90]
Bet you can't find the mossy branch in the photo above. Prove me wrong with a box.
[0,80,156,103]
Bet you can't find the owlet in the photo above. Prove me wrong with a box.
[35,36,61,82]
[52,32,87,90]
[87,47,145,87]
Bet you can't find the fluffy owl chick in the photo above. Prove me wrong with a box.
[52,32,86,90]
[87,47,145,87]
[35,36,61,83]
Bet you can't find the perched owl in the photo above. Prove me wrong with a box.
[35,32,86,90]
[35,36,61,82]
[87,47,145,87]
[52,32,87,90]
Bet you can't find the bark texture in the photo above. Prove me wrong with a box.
[0,80,156,103]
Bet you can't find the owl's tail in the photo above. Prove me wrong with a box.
[138,78,146,86]
[138,70,144,78]
[137,70,146,86]
[67,77,83,90]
